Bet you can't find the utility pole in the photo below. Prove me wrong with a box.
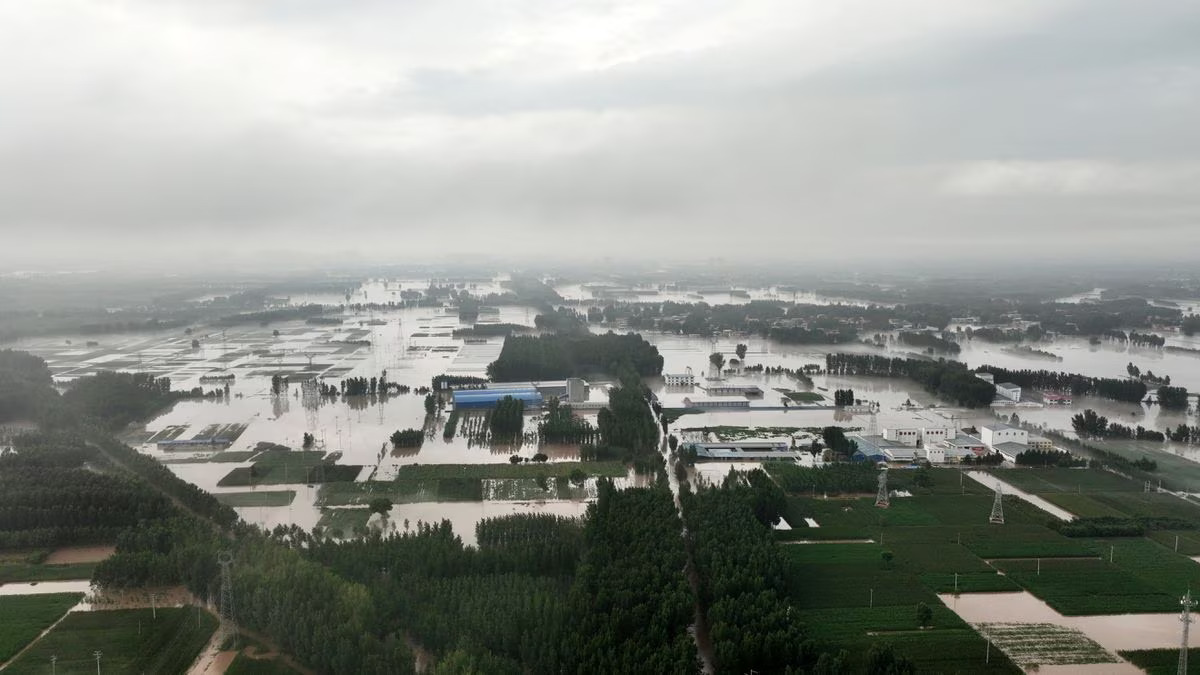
[93,651,102,675]
[150,592,159,620]
[50,655,57,675]
[1180,590,1195,675]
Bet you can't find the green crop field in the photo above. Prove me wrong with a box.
[215,490,297,507]
[247,449,327,467]
[1088,491,1200,521]
[316,508,371,537]
[1147,529,1200,555]
[219,463,362,486]
[782,543,943,609]
[0,593,82,662]
[986,468,1141,494]
[796,598,1020,673]
[992,557,1175,615]
[1121,648,1200,674]
[0,562,96,583]
[1082,538,1200,600]
[4,607,217,675]
[1039,493,1128,518]
[208,450,258,462]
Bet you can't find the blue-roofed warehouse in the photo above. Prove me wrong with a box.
[452,387,544,410]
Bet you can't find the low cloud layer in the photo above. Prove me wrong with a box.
[2,0,1198,267]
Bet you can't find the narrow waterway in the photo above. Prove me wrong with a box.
[964,471,1078,521]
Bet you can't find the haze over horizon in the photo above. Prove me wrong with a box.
[3,0,1199,266]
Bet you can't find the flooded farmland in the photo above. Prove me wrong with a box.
[941,590,1190,674]
[15,276,1200,541]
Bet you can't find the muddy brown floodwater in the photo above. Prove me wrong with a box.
[941,590,1192,673]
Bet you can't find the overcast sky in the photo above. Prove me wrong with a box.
[2,0,1199,268]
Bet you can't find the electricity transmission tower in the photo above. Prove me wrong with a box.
[875,468,890,508]
[990,483,1005,524]
[218,551,237,648]
[865,413,878,437]
[1181,590,1196,675]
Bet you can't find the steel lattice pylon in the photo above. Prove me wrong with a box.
[875,468,890,509]
[989,483,1005,524]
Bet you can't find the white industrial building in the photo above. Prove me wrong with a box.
[682,396,750,409]
[996,382,1022,402]
[664,369,695,386]
[980,423,1028,450]
[882,426,954,447]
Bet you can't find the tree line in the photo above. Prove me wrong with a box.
[975,365,1147,403]
[489,396,525,437]
[487,332,663,381]
[896,331,960,354]
[825,354,996,408]
[537,399,598,445]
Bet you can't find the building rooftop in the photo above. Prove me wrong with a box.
[981,423,1016,432]
[993,441,1029,454]
[945,434,985,446]
[997,382,1021,390]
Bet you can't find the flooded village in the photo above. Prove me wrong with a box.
[7,268,1200,674]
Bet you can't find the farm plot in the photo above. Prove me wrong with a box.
[977,622,1117,667]
[4,607,217,675]
[987,468,1141,494]
[1147,529,1200,555]
[0,593,82,663]
[215,491,297,507]
[793,591,1019,673]
[992,557,1176,615]
[783,544,943,609]
[0,562,96,583]
[218,450,362,486]
[1120,648,1200,674]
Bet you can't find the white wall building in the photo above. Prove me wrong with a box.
[883,426,954,447]
[882,427,920,445]
[664,368,695,386]
[921,446,947,464]
[980,423,1028,449]
[996,382,1022,402]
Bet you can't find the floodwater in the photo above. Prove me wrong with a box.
[941,590,1189,673]
[0,580,94,595]
[16,275,1200,541]
[370,500,592,547]
[964,471,1077,521]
